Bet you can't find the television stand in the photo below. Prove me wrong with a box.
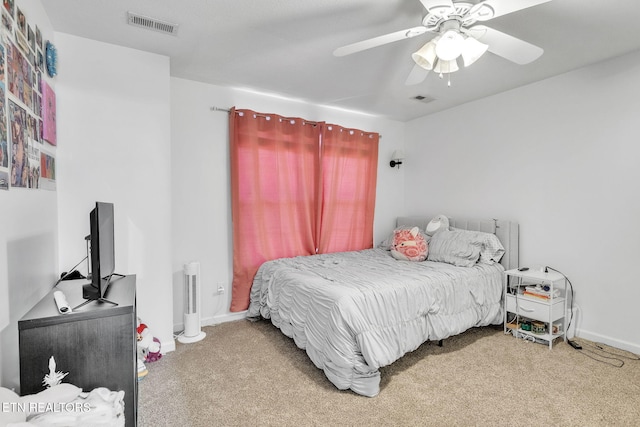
[19,275,138,426]
[73,294,118,311]
[75,276,124,310]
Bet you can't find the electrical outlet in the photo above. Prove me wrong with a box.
[216,282,225,294]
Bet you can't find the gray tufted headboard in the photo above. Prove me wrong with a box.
[395,215,519,271]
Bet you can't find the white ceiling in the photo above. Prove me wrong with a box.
[41,0,640,121]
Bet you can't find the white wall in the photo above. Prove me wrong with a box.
[55,34,174,351]
[170,78,405,328]
[0,0,57,391]
[404,49,640,353]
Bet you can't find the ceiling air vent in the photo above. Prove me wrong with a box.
[412,95,435,104]
[127,12,179,36]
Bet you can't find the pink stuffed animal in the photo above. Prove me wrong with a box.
[137,320,162,363]
[391,226,428,262]
[146,338,162,362]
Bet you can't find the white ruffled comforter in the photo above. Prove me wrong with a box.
[247,248,504,397]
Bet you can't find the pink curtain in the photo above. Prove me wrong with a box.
[229,108,321,312]
[229,109,379,312]
[317,125,379,254]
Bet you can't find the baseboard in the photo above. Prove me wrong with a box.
[201,310,247,326]
[160,339,176,354]
[575,328,640,354]
[170,311,248,351]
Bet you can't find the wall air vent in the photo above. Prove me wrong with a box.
[127,12,179,36]
[412,95,436,104]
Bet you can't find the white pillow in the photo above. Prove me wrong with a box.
[427,229,482,267]
[450,227,505,264]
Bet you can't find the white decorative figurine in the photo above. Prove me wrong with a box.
[42,356,68,388]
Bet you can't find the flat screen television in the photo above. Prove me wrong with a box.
[77,201,121,308]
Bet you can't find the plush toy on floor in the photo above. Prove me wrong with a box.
[137,318,162,363]
[146,337,162,362]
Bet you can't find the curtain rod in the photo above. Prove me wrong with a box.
[210,106,381,138]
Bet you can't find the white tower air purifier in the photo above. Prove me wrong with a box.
[178,262,206,343]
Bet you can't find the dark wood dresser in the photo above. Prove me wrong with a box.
[18,275,137,426]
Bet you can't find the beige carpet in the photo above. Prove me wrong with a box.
[138,320,640,427]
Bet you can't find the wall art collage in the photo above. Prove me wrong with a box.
[0,0,56,191]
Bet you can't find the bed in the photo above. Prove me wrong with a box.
[247,215,519,397]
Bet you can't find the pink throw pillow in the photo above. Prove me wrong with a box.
[391,227,428,262]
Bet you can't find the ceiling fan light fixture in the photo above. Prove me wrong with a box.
[433,58,459,74]
[412,38,439,71]
[434,29,464,61]
[460,36,489,67]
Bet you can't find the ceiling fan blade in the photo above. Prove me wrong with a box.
[464,25,543,65]
[469,0,552,22]
[419,0,455,13]
[333,26,428,57]
[405,64,430,86]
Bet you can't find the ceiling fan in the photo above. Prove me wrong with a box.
[333,0,552,86]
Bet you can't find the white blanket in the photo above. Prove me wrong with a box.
[248,248,504,397]
[1,384,124,427]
